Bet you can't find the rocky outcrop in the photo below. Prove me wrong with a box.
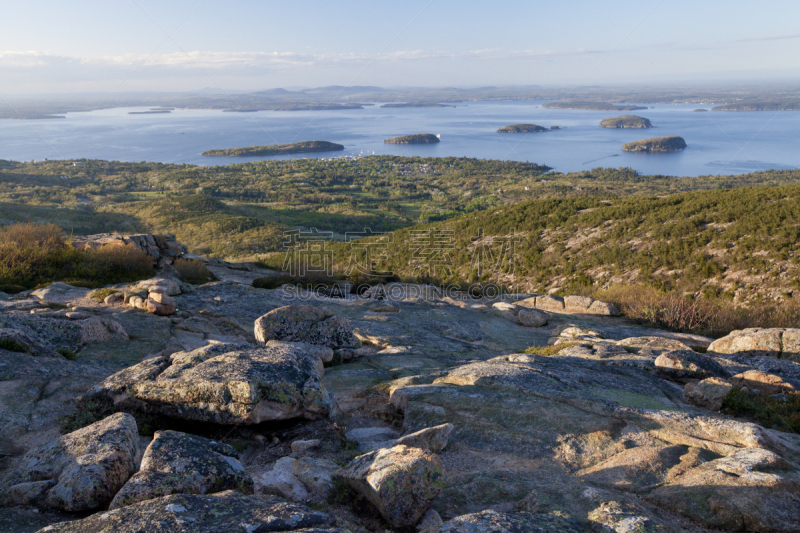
[395,423,454,453]
[109,430,253,509]
[732,369,797,394]
[0,413,138,512]
[291,457,339,500]
[254,305,361,350]
[36,491,340,532]
[335,445,445,527]
[516,294,620,316]
[72,233,186,270]
[257,457,309,503]
[81,342,335,424]
[709,328,800,360]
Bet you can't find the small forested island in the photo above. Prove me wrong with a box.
[497,124,548,133]
[600,115,652,129]
[202,141,345,157]
[622,136,687,153]
[381,103,447,108]
[693,109,709,112]
[544,101,648,111]
[384,134,440,144]
[128,109,172,115]
[711,102,800,111]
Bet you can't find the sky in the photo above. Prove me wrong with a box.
[1,0,799,93]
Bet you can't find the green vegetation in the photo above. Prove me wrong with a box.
[90,288,119,302]
[0,223,154,290]
[600,116,652,129]
[622,136,686,152]
[722,387,800,434]
[384,134,440,144]
[173,258,214,284]
[0,338,28,353]
[524,343,579,356]
[202,141,344,157]
[544,102,647,111]
[497,124,548,133]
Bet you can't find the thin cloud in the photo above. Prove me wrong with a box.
[738,33,800,42]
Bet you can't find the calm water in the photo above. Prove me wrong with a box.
[1,101,798,177]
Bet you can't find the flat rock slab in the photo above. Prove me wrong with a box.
[30,283,91,305]
[709,328,800,360]
[0,413,138,512]
[83,342,335,425]
[35,490,341,532]
[109,430,253,509]
[441,510,584,532]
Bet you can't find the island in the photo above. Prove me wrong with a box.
[600,115,652,129]
[202,141,345,157]
[384,134,440,144]
[543,101,648,111]
[497,124,548,133]
[381,103,447,108]
[128,108,172,115]
[693,109,709,112]
[223,104,364,112]
[622,136,687,153]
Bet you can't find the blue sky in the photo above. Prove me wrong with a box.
[1,0,799,93]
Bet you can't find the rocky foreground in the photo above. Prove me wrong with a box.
[1,241,799,532]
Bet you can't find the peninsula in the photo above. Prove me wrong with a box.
[497,124,548,133]
[544,101,648,111]
[381,103,447,108]
[202,141,345,157]
[384,134,440,144]
[712,102,800,111]
[600,115,652,129]
[622,136,687,153]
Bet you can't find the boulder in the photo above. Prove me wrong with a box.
[684,378,734,411]
[564,295,593,313]
[257,457,309,502]
[732,370,796,394]
[440,510,583,532]
[81,342,335,424]
[334,444,445,527]
[146,296,176,316]
[254,305,361,350]
[395,423,454,453]
[345,426,400,452]
[103,293,124,305]
[290,457,340,499]
[517,309,547,327]
[0,413,138,512]
[290,439,321,457]
[134,277,181,296]
[588,500,660,533]
[588,300,621,316]
[654,350,728,379]
[708,328,788,358]
[128,295,145,309]
[149,291,175,306]
[109,430,253,509]
[417,509,444,533]
[535,295,565,313]
[617,336,692,352]
[35,490,339,532]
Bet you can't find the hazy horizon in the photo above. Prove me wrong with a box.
[2,0,800,94]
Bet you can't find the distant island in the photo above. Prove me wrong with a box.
[497,124,548,133]
[711,102,800,111]
[381,103,448,108]
[622,136,687,153]
[600,115,652,129]
[693,109,709,112]
[544,101,648,111]
[223,104,364,112]
[202,141,345,157]
[128,108,172,115]
[384,134,440,144]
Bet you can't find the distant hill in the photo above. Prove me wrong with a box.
[600,116,652,129]
[622,136,686,153]
[544,102,648,111]
[712,102,800,111]
[497,124,548,133]
[335,184,800,302]
[384,134,440,144]
[202,141,345,157]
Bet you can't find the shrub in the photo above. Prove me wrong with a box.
[90,288,118,302]
[174,258,214,284]
[722,387,800,434]
[0,223,155,289]
[253,275,294,290]
[0,338,28,353]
